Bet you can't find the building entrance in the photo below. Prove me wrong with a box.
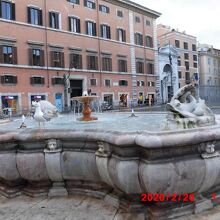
[70,80,83,97]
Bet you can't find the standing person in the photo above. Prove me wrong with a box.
[148,95,152,107]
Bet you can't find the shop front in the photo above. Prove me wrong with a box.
[1,95,19,115]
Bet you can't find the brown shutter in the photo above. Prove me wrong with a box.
[70,53,73,67]
[61,52,64,68]
[40,50,44,66]
[11,3,15,20]
[29,48,33,65]
[77,18,81,33]
[93,23,97,36]
[68,17,72,31]
[85,21,88,34]
[116,29,119,41]
[109,58,112,71]
[87,55,90,69]
[50,51,54,67]
[27,7,31,23]
[1,75,5,84]
[39,9,43,25]
[12,47,17,64]
[79,54,82,69]
[55,14,59,29]
[13,76,17,84]
[125,60,127,72]
[42,77,45,85]
[52,78,55,85]
[0,0,2,18]
[49,12,52,27]
[95,56,98,70]
[0,46,3,63]
[123,30,126,42]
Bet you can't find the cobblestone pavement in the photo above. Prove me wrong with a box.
[0,195,220,220]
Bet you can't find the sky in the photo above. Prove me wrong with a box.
[135,0,220,48]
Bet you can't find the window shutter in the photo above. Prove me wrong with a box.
[99,5,102,11]
[92,2,96,9]
[79,54,82,69]
[55,14,59,29]
[42,77,45,84]
[39,9,43,25]
[40,50,44,66]
[12,47,17,64]
[61,52,65,68]
[49,12,52,27]
[95,56,98,70]
[93,23,97,36]
[77,19,81,33]
[52,78,55,85]
[107,7,109,13]
[107,26,111,39]
[118,60,120,72]
[13,76,17,84]
[0,46,3,63]
[27,7,31,23]
[87,56,90,69]
[123,30,126,42]
[116,29,119,41]
[1,75,5,84]
[29,48,33,65]
[76,0,79,4]
[50,51,54,67]
[68,17,72,31]
[85,21,88,34]
[11,3,15,20]
[125,60,127,72]
[109,58,112,71]
[0,0,2,18]
[84,0,87,6]
[100,25,103,37]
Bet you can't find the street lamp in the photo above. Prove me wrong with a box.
[63,64,75,112]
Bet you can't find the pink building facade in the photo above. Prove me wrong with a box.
[0,0,160,114]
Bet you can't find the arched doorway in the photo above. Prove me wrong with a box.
[162,64,173,102]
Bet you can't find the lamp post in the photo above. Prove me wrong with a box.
[63,64,74,112]
[168,51,173,100]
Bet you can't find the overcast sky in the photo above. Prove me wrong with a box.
[135,0,220,48]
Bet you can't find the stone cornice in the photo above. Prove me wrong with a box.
[103,0,161,18]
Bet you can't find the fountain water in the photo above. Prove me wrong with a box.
[0,85,220,220]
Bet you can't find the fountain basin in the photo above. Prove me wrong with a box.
[1,119,220,219]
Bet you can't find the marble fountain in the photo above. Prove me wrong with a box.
[0,85,220,220]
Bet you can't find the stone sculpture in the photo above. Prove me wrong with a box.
[166,84,215,128]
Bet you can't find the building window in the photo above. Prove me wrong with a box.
[136,60,144,73]
[178,71,182,78]
[90,78,97,86]
[185,61,189,70]
[147,63,154,74]
[27,7,42,25]
[184,53,189,60]
[117,10,123,18]
[117,28,126,42]
[193,55,197,61]
[101,24,111,39]
[184,42,188,50]
[148,81,155,87]
[185,72,190,84]
[29,48,44,66]
[192,44,196,51]
[70,53,82,69]
[87,55,98,70]
[118,59,127,72]
[30,76,45,85]
[137,80,145,86]
[146,19,150,26]
[49,12,60,29]
[145,36,153,48]
[135,33,143,46]
[50,51,64,68]
[102,57,112,71]
[52,77,64,85]
[69,17,80,33]
[105,79,111,87]
[67,0,80,4]
[178,60,181,66]
[175,40,180,48]
[135,16,140,23]
[99,5,109,13]
[86,21,96,36]
[119,80,128,86]
[1,75,17,84]
[0,1,15,20]
[193,62,197,68]
[0,46,17,64]
[84,0,96,9]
